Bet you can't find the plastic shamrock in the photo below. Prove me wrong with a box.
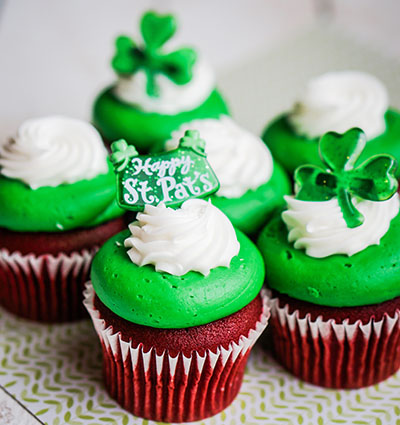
[294,128,398,228]
[179,130,206,156]
[110,139,138,172]
[112,11,197,97]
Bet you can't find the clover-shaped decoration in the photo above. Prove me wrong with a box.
[294,128,398,228]
[110,139,138,172]
[179,130,206,157]
[112,11,197,97]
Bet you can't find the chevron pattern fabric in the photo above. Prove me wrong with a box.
[1,306,400,424]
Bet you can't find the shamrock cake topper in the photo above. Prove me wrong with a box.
[294,128,398,228]
[110,140,139,173]
[110,130,219,211]
[112,11,197,97]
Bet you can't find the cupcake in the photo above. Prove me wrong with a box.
[165,116,290,235]
[84,134,269,422]
[257,128,400,388]
[262,71,400,175]
[92,10,229,153]
[0,116,125,322]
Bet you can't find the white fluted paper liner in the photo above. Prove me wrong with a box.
[267,293,400,388]
[268,295,400,340]
[83,282,270,422]
[84,282,269,370]
[0,247,96,322]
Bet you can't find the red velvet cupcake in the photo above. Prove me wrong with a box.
[268,291,400,388]
[0,116,125,322]
[258,128,400,388]
[84,198,269,422]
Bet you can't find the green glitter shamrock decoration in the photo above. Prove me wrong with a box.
[112,11,197,97]
[179,130,206,156]
[110,139,138,172]
[294,128,398,228]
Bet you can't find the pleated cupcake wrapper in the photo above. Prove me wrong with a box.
[268,295,400,389]
[83,283,270,423]
[0,248,97,322]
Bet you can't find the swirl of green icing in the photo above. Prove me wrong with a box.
[91,229,265,328]
[257,212,400,307]
[262,109,400,176]
[211,161,290,235]
[0,161,124,232]
[92,87,229,152]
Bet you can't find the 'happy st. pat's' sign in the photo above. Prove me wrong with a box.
[110,130,220,211]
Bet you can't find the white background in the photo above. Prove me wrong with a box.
[0,0,399,135]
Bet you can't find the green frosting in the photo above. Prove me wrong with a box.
[262,109,400,176]
[0,162,124,232]
[211,161,290,235]
[257,212,400,308]
[92,87,229,153]
[91,229,265,329]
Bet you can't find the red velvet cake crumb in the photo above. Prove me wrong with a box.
[94,293,263,357]
[1,216,127,255]
[272,289,400,324]
[269,289,400,388]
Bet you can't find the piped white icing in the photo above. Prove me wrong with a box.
[114,58,215,114]
[166,116,273,198]
[282,193,399,258]
[0,116,108,189]
[124,199,240,276]
[289,71,389,140]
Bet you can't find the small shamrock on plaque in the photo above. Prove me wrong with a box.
[110,139,138,172]
[110,130,219,211]
[179,129,206,156]
[112,11,197,97]
[295,128,398,228]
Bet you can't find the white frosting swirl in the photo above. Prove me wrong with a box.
[289,71,389,140]
[124,199,240,276]
[166,116,273,198]
[282,194,399,258]
[114,58,215,114]
[0,116,108,189]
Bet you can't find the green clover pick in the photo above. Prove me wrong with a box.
[294,128,398,228]
[110,139,138,172]
[112,11,197,97]
[179,130,206,156]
